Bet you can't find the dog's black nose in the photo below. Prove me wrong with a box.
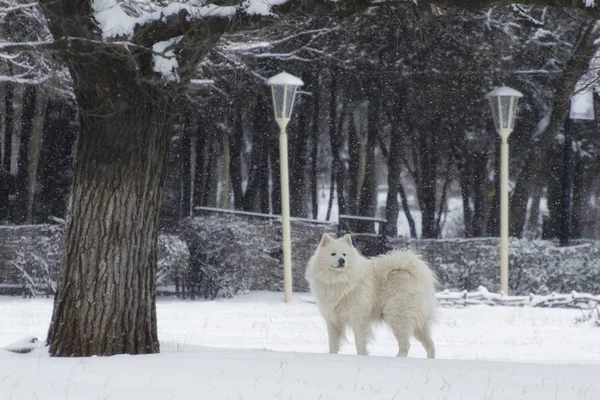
[338,258,345,266]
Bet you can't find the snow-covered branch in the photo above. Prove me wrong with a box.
[92,0,239,40]
[435,0,600,19]
[0,37,156,54]
[0,1,39,14]
[436,286,600,308]
[0,0,72,95]
[302,287,600,309]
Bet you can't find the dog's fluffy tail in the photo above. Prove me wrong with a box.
[374,249,437,285]
[374,249,439,322]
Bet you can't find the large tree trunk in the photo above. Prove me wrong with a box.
[47,60,171,356]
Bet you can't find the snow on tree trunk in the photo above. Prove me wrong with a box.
[46,71,171,356]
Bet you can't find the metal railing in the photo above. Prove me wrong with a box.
[193,207,387,235]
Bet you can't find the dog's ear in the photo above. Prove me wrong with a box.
[319,233,332,247]
[341,233,353,246]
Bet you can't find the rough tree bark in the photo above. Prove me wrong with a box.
[46,57,173,356]
[36,0,214,356]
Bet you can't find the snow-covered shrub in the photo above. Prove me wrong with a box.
[387,237,600,295]
[178,216,280,299]
[157,234,189,294]
[0,225,190,297]
[10,225,62,298]
[178,215,336,299]
[2,223,599,298]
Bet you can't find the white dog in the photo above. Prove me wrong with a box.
[305,233,437,358]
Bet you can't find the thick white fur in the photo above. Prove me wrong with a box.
[305,233,437,358]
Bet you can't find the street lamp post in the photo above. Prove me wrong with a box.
[266,71,304,303]
[486,85,523,296]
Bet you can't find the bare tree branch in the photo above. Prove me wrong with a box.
[435,0,600,18]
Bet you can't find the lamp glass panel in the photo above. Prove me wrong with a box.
[271,85,285,120]
[489,97,500,130]
[284,85,297,119]
[500,96,512,129]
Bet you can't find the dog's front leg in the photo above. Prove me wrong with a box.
[326,320,342,354]
[352,324,369,355]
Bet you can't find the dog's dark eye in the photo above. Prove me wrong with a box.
[331,253,336,256]
[343,253,347,256]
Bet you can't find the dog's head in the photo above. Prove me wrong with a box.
[311,233,359,272]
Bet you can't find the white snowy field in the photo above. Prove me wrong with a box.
[1,291,599,399]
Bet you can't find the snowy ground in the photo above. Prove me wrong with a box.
[1,291,599,399]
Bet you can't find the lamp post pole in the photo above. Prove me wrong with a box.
[486,85,523,296]
[267,71,303,303]
[277,120,293,303]
[499,129,510,296]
